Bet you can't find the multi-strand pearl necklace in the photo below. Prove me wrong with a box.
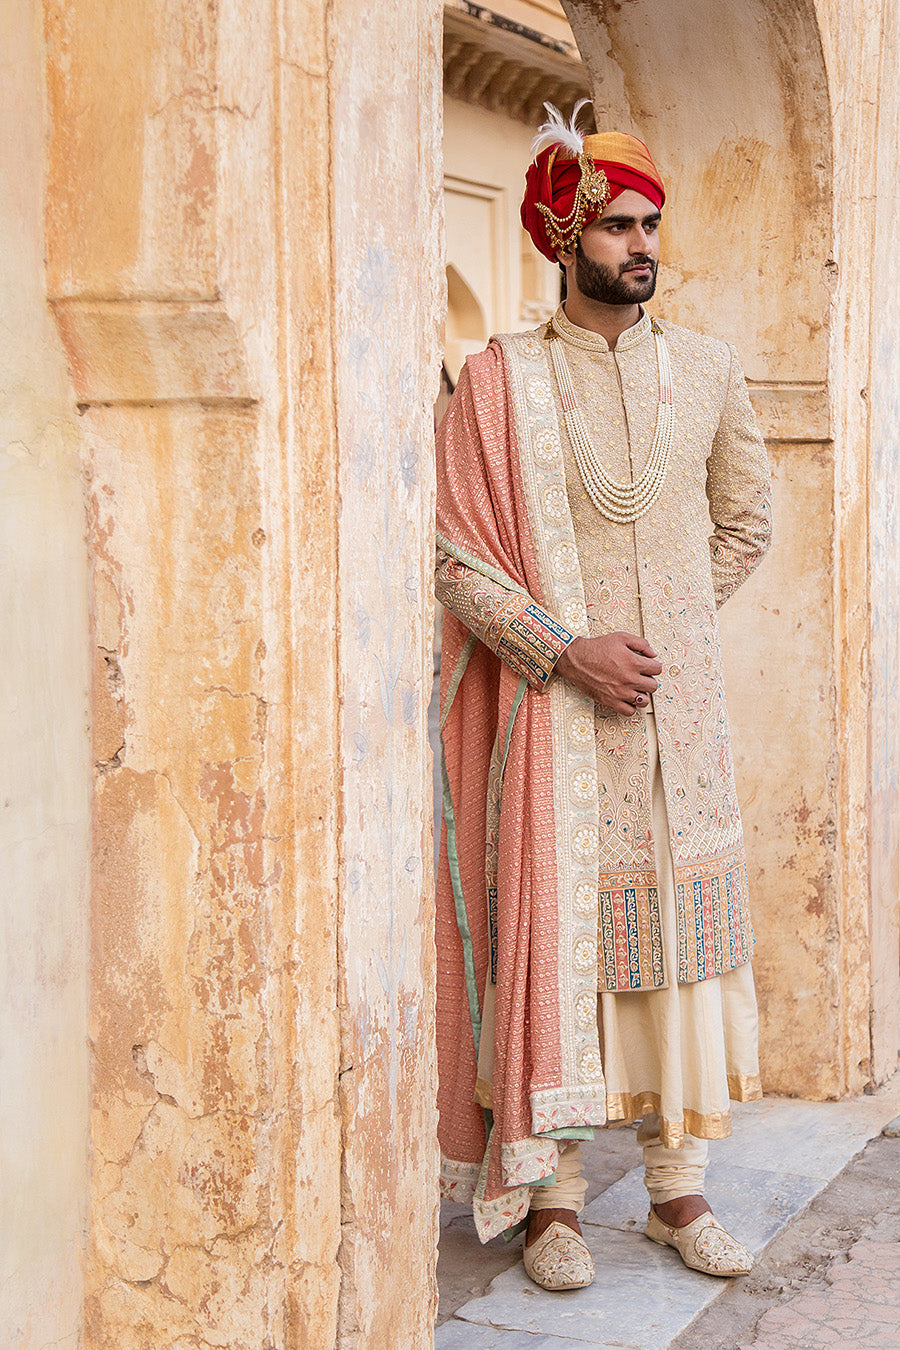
[548,316,674,524]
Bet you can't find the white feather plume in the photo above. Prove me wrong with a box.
[530,98,593,160]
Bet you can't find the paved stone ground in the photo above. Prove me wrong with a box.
[669,1127,900,1349]
[437,1123,640,1326]
[436,1080,900,1348]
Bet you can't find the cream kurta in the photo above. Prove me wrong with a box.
[600,706,760,1143]
[473,704,761,1145]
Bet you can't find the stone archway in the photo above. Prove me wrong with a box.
[437,5,900,1330]
[558,0,897,1101]
[563,0,831,386]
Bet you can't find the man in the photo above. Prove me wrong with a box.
[435,105,771,1291]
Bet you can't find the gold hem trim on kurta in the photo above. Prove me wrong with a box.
[475,1075,764,1139]
[727,1073,763,1102]
[605,1076,762,1146]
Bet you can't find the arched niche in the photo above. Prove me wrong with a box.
[445,261,490,384]
[561,0,832,392]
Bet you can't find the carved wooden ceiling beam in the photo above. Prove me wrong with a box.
[444,1,590,126]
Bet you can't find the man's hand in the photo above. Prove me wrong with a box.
[555,632,662,715]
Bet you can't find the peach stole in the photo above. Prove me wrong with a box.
[436,344,605,1242]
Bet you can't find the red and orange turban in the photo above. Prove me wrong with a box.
[521,105,665,262]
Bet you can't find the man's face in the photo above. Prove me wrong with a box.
[563,189,661,306]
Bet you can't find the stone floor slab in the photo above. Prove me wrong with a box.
[722,1086,900,1180]
[582,1161,823,1254]
[436,1323,596,1349]
[747,1238,900,1348]
[450,1228,721,1349]
[438,1080,900,1347]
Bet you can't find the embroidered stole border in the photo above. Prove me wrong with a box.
[496,330,606,1112]
[499,332,667,996]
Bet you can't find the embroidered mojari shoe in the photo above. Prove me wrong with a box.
[522,1220,595,1291]
[645,1209,753,1277]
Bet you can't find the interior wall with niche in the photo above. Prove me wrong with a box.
[444,96,563,348]
[444,261,489,384]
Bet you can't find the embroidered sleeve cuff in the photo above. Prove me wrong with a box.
[496,603,575,689]
[434,550,574,689]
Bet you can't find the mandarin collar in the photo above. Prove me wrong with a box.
[551,304,653,354]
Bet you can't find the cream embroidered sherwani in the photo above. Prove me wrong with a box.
[435,305,771,1240]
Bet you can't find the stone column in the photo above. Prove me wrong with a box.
[868,0,900,1084]
[816,0,900,1087]
[330,2,444,1343]
[0,2,90,1344]
[43,0,441,1345]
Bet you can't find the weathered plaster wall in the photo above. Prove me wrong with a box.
[331,2,443,1345]
[0,3,91,1346]
[811,0,899,1092]
[722,445,839,1096]
[864,0,900,1079]
[42,0,441,1345]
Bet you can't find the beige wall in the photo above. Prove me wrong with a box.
[867,0,900,1083]
[488,0,575,46]
[819,0,900,1084]
[0,2,91,1345]
[331,1,443,1341]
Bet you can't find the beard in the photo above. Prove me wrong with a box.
[574,246,658,305]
